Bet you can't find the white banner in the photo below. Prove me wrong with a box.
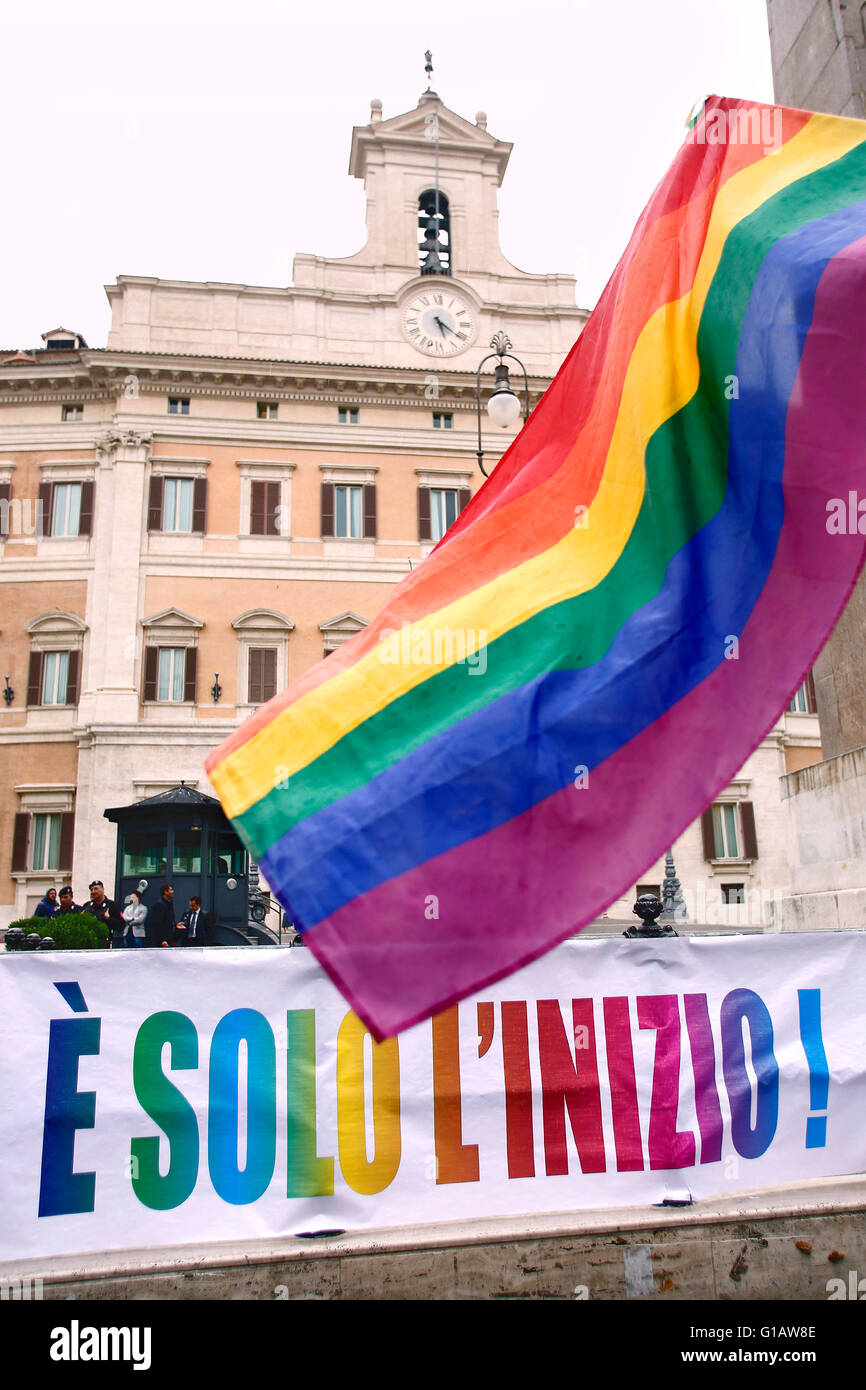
[2,932,865,1264]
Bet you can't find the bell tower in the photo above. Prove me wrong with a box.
[345,89,514,279]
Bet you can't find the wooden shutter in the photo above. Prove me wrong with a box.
[143,646,158,702]
[248,648,263,704]
[65,649,80,706]
[0,482,10,536]
[458,488,471,515]
[27,651,44,706]
[250,480,266,536]
[261,648,277,702]
[78,480,94,536]
[183,646,198,703]
[58,812,75,871]
[12,813,29,871]
[363,484,377,539]
[192,477,207,533]
[266,481,280,536]
[418,486,432,542]
[249,649,277,703]
[321,482,335,537]
[147,477,164,532]
[38,482,53,537]
[700,807,716,861]
[740,801,759,860]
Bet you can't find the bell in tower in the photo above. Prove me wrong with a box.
[418,190,451,276]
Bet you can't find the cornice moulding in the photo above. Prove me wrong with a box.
[234,458,297,470]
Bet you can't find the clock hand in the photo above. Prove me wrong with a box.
[433,315,455,336]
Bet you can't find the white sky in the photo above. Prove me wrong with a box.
[0,0,774,349]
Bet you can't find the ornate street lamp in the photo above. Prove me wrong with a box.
[660,848,688,923]
[475,332,530,477]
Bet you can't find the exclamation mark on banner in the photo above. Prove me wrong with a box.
[798,989,829,1148]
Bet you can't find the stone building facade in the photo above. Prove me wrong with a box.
[0,89,819,929]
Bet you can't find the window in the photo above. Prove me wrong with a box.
[321,480,376,539]
[257,402,278,420]
[335,484,362,538]
[61,404,83,422]
[417,482,470,542]
[157,648,186,701]
[232,609,293,708]
[122,832,167,877]
[210,834,246,876]
[27,648,80,707]
[142,645,198,703]
[789,675,817,713]
[11,807,74,874]
[141,610,201,703]
[722,883,745,905]
[173,828,203,874]
[430,488,459,542]
[162,478,194,532]
[249,480,281,536]
[38,480,93,538]
[147,476,207,534]
[712,803,739,858]
[338,408,359,424]
[41,651,69,705]
[51,483,82,537]
[168,397,190,415]
[31,813,63,871]
[433,412,453,429]
[701,800,758,861]
[248,648,277,704]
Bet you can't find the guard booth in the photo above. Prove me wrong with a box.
[103,784,251,941]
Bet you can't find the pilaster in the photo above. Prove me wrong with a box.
[78,429,152,729]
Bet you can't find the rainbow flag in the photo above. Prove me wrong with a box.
[208,97,866,1038]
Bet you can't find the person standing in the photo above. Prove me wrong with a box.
[122,890,148,948]
[176,895,213,946]
[146,884,176,948]
[84,880,125,947]
[57,886,81,913]
[34,888,59,918]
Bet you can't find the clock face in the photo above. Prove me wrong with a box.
[401,288,477,357]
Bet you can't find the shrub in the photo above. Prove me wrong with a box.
[6,913,109,950]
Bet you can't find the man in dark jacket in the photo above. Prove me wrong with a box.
[84,881,125,946]
[175,895,214,946]
[146,884,176,948]
[58,886,81,914]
